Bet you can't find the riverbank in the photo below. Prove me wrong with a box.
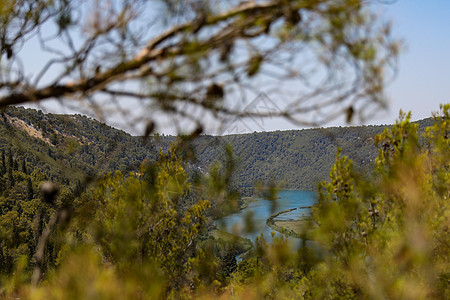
[266,207,313,239]
[239,196,258,210]
[215,190,317,245]
[208,196,258,255]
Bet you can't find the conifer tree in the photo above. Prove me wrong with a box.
[8,149,13,172]
[0,149,5,175]
[7,166,14,187]
[21,161,27,175]
[27,177,33,201]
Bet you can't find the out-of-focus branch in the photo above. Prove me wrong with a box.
[0,1,284,108]
[0,0,399,131]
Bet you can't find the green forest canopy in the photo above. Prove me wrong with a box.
[0,1,447,299]
[0,104,448,299]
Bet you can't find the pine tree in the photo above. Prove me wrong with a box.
[8,167,14,187]
[22,160,27,175]
[27,177,33,201]
[0,150,5,176]
[1,149,5,168]
[8,148,13,172]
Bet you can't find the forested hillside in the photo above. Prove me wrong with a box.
[192,119,434,191]
[0,106,160,185]
[1,1,447,298]
[193,127,383,191]
[0,106,434,192]
[0,106,447,299]
[0,107,161,275]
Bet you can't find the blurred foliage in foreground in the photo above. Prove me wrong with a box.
[309,105,449,299]
[0,105,449,299]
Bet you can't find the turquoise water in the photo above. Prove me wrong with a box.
[215,190,317,243]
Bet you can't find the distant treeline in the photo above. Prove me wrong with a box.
[0,106,434,192]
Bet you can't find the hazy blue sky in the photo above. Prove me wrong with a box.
[264,0,450,132]
[215,0,450,134]
[23,1,450,134]
[379,0,450,124]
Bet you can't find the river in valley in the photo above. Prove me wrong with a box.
[215,190,317,244]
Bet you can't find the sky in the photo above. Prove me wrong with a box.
[21,0,450,135]
[260,0,450,132]
[208,0,450,134]
[379,0,450,124]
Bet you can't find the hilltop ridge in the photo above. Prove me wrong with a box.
[0,106,433,191]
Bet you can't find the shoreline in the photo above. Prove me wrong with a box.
[208,197,258,255]
[214,189,316,220]
[239,196,258,210]
[266,207,312,239]
[213,191,315,243]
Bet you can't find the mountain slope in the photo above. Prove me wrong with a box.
[192,119,434,191]
[1,106,434,191]
[0,106,160,186]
